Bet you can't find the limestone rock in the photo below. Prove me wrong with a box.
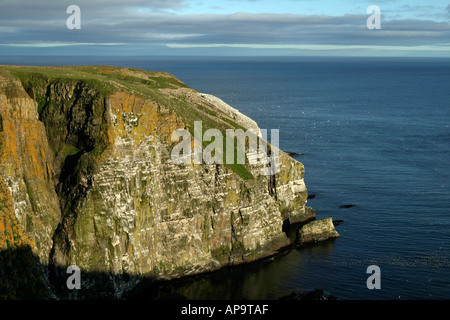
[0,65,315,298]
[198,93,261,136]
[298,218,340,244]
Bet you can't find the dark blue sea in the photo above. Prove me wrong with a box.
[2,55,449,300]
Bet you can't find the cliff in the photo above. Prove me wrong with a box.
[0,65,315,299]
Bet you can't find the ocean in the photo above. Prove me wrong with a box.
[1,55,449,300]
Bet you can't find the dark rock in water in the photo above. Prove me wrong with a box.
[279,289,337,300]
[287,151,303,157]
[333,219,344,226]
[339,204,356,208]
[307,194,316,200]
[301,289,336,300]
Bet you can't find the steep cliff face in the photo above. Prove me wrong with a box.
[0,70,60,262]
[0,65,314,298]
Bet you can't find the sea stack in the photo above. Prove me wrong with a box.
[298,218,340,244]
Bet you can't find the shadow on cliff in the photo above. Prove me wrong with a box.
[0,246,52,299]
[0,245,160,300]
[0,231,339,301]
[0,244,291,300]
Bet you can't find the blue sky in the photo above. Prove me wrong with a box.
[178,0,448,20]
[0,0,449,57]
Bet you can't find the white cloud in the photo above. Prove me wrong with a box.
[166,42,450,52]
[0,42,127,47]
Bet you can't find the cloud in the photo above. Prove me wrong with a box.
[166,43,450,51]
[0,0,449,56]
[0,42,127,47]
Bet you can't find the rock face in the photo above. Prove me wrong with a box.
[298,218,340,244]
[198,93,261,136]
[0,69,61,262]
[0,65,315,298]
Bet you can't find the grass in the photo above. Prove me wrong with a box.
[4,65,190,97]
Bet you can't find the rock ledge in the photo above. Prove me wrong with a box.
[298,218,340,244]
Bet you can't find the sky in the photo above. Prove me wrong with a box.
[0,0,449,57]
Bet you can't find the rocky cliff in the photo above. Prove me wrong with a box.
[0,65,315,299]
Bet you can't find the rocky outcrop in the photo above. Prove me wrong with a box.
[298,218,340,244]
[198,93,261,136]
[279,288,337,300]
[0,65,315,298]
